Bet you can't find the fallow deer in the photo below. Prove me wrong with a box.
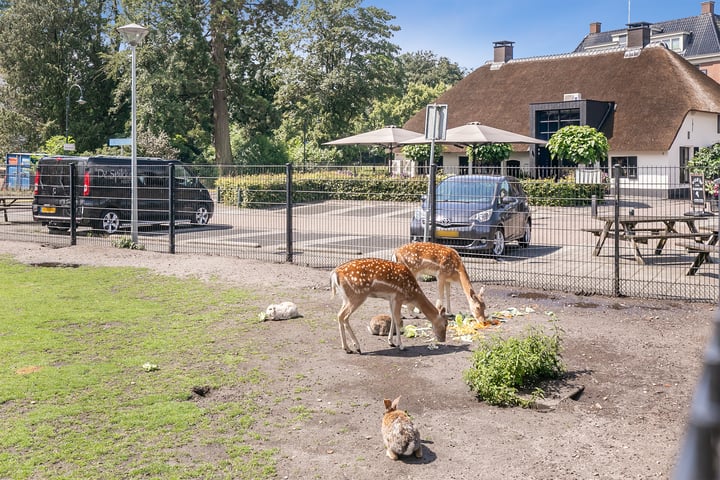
[392,242,487,321]
[330,258,448,353]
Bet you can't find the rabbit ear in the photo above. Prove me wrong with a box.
[384,399,393,410]
[391,396,401,410]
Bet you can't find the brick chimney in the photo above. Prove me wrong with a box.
[590,22,602,34]
[702,1,715,14]
[626,22,651,49]
[493,41,514,63]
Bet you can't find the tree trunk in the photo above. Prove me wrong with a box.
[210,0,232,174]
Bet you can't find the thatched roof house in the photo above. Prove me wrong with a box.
[403,43,720,195]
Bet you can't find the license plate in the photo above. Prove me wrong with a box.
[41,206,56,214]
[436,230,459,238]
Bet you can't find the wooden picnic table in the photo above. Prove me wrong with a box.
[677,225,720,275]
[589,213,713,265]
[0,193,33,222]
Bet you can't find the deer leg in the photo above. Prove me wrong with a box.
[337,302,361,354]
[437,275,452,314]
[388,299,405,350]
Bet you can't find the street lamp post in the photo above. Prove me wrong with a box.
[64,84,86,148]
[118,22,149,243]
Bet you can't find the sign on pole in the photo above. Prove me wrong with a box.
[424,104,448,141]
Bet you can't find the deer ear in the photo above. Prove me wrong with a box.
[477,286,485,296]
[438,306,447,316]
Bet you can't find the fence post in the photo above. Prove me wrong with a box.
[168,164,176,254]
[673,309,720,479]
[286,163,293,263]
[429,163,437,242]
[69,162,77,246]
[613,164,621,297]
[591,194,597,218]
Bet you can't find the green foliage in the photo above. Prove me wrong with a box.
[398,50,466,87]
[467,143,511,165]
[41,135,71,155]
[688,143,720,194]
[547,125,609,166]
[463,319,565,407]
[0,259,277,478]
[401,143,444,161]
[215,169,428,207]
[231,126,289,166]
[111,236,145,250]
[521,175,607,206]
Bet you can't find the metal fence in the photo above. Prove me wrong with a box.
[3,163,720,303]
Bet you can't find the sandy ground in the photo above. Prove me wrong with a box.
[1,240,715,479]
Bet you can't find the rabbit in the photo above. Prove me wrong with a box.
[381,396,422,460]
[367,314,403,336]
[264,301,301,321]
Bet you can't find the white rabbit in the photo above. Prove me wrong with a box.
[264,301,301,321]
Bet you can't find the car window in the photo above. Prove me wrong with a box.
[437,178,495,202]
[499,180,510,199]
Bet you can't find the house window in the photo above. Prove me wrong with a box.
[611,156,637,179]
[535,108,581,140]
[717,114,720,133]
[667,37,681,52]
[680,147,692,184]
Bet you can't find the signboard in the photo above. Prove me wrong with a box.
[109,138,132,146]
[690,173,706,207]
[424,104,448,141]
[63,143,76,151]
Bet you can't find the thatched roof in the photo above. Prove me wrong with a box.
[404,45,720,151]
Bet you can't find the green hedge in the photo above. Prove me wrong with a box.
[215,172,430,207]
[521,177,607,207]
[215,172,606,208]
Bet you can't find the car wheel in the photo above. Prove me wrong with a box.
[191,204,211,225]
[492,228,506,256]
[98,210,121,234]
[519,220,531,248]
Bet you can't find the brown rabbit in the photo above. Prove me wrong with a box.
[368,314,403,336]
[381,396,422,460]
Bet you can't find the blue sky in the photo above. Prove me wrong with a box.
[365,0,702,70]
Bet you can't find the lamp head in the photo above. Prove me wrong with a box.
[118,23,149,47]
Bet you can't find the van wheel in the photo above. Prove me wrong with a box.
[191,204,211,225]
[98,210,121,234]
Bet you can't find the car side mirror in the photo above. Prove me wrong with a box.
[501,195,515,205]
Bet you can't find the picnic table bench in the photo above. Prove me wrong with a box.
[677,225,720,275]
[588,214,712,265]
[0,194,33,222]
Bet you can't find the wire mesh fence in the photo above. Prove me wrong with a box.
[3,162,719,303]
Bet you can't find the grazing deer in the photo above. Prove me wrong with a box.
[330,258,448,353]
[393,242,487,321]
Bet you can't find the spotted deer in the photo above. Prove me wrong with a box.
[392,242,487,321]
[330,258,448,353]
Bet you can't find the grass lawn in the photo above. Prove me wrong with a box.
[0,257,277,479]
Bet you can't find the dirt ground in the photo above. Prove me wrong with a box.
[1,239,715,479]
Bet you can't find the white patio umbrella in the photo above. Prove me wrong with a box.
[403,121,547,145]
[324,125,423,148]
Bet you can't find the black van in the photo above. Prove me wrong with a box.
[32,155,214,234]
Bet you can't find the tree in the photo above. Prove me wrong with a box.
[274,0,401,161]
[547,125,608,166]
[114,0,292,167]
[467,143,511,166]
[688,143,720,197]
[398,50,466,88]
[0,0,121,152]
